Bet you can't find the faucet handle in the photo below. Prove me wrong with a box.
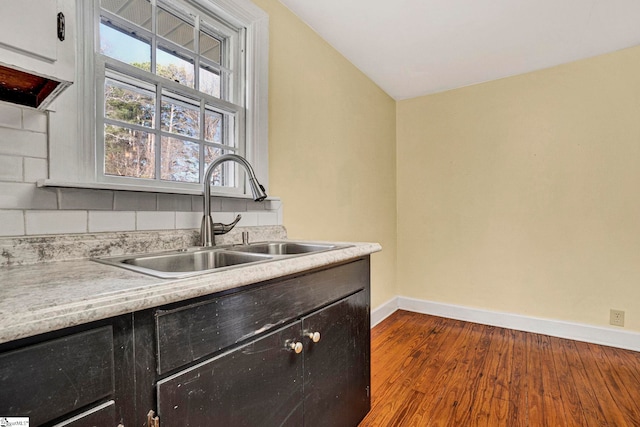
[213,214,242,235]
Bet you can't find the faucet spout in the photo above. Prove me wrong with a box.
[201,154,267,246]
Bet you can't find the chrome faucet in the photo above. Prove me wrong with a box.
[201,154,267,246]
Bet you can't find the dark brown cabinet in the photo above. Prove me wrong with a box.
[156,289,370,427]
[157,322,304,426]
[0,257,371,427]
[0,316,134,427]
[302,290,370,427]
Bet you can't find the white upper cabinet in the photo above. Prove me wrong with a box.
[0,0,75,83]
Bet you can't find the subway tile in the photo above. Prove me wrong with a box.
[194,195,221,212]
[263,199,282,211]
[0,210,25,236]
[25,210,88,235]
[114,191,157,211]
[136,211,175,230]
[257,211,279,226]
[22,109,47,132]
[58,188,114,210]
[0,183,57,209]
[0,127,47,157]
[246,199,267,211]
[88,211,136,232]
[0,155,23,181]
[23,157,48,183]
[158,194,192,211]
[236,211,258,226]
[175,211,202,229]
[221,198,247,212]
[0,103,22,129]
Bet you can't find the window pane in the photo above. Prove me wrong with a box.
[204,146,235,187]
[105,78,155,127]
[158,8,194,50]
[161,136,199,182]
[161,95,199,137]
[199,31,221,64]
[104,125,155,178]
[156,47,194,88]
[204,109,222,143]
[101,0,152,30]
[100,22,151,71]
[199,66,220,98]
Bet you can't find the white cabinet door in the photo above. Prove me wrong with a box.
[0,0,74,82]
[0,1,58,62]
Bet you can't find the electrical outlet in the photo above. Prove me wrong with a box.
[610,309,625,327]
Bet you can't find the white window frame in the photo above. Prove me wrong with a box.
[45,0,269,197]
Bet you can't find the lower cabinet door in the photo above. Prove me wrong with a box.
[157,322,304,427]
[302,291,371,427]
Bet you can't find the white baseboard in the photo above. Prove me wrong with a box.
[371,297,399,328]
[371,296,640,352]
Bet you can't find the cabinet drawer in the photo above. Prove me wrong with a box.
[0,326,115,426]
[156,259,368,373]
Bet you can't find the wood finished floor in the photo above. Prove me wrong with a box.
[359,310,640,427]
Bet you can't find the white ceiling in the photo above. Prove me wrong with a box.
[278,0,640,100]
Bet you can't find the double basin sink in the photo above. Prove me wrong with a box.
[94,241,350,279]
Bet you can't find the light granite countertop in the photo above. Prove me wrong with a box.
[0,240,381,344]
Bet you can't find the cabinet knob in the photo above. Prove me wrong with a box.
[307,331,321,343]
[287,341,303,354]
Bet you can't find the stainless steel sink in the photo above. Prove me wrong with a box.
[93,241,351,279]
[227,241,347,255]
[95,248,273,279]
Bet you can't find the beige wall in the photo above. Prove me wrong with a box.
[397,45,640,332]
[252,0,398,308]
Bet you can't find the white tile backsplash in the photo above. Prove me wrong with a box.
[0,127,47,158]
[23,157,48,183]
[0,183,58,210]
[237,211,259,226]
[0,155,23,182]
[136,211,175,230]
[0,210,25,236]
[58,188,114,210]
[89,211,136,232]
[0,103,22,129]
[258,211,279,226]
[157,193,192,211]
[114,191,157,211]
[176,211,201,229]
[22,109,47,133]
[25,210,88,235]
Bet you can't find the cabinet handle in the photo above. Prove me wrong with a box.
[306,331,321,343]
[287,340,303,354]
[147,410,160,427]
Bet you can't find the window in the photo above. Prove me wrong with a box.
[46,0,268,196]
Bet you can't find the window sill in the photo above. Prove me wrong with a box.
[37,179,280,201]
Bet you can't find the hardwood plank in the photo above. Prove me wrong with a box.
[587,342,640,424]
[563,339,610,427]
[423,322,493,426]
[505,329,528,427]
[360,311,640,427]
[548,336,588,426]
[525,332,545,426]
[574,340,636,426]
